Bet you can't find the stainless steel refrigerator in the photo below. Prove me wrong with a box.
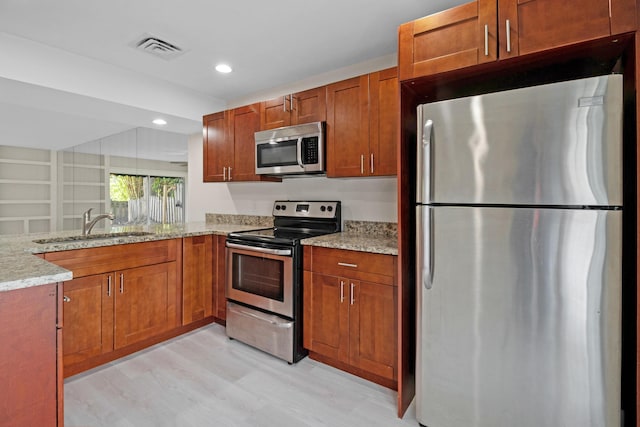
[416,75,623,427]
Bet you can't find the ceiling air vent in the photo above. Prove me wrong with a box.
[131,34,185,60]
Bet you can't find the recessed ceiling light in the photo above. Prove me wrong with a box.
[152,118,167,126]
[215,63,232,73]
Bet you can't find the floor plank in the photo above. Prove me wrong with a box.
[65,324,418,427]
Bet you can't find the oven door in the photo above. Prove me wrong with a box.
[226,242,294,318]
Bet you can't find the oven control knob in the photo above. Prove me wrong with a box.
[281,205,287,211]
[275,205,281,210]
[327,206,333,212]
[320,206,326,212]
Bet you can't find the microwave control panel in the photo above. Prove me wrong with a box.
[301,136,319,164]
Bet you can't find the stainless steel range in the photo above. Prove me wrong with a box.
[225,200,341,363]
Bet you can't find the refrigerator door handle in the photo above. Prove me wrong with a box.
[417,206,434,290]
[416,114,433,204]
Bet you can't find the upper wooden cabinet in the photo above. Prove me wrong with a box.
[398,0,638,80]
[260,86,327,130]
[369,68,399,177]
[203,104,273,182]
[203,111,230,182]
[326,67,398,177]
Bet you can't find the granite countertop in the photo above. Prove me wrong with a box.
[301,220,398,255]
[0,217,272,294]
[1,217,397,293]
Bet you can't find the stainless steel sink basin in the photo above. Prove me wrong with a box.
[33,231,154,244]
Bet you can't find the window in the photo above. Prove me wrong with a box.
[110,174,184,225]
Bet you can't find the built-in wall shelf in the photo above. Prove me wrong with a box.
[0,146,54,234]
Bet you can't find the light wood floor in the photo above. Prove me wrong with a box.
[65,323,419,427]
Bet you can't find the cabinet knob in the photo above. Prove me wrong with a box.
[63,296,71,303]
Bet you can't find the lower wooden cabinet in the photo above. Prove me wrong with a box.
[0,283,61,427]
[48,239,181,376]
[114,262,178,348]
[215,236,227,322]
[182,235,214,325]
[62,262,178,367]
[303,247,397,386]
[62,274,113,367]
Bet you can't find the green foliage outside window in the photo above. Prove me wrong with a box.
[110,174,144,201]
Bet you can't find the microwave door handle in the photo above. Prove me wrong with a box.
[296,137,304,170]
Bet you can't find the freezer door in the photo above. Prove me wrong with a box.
[417,75,623,206]
[416,205,622,427]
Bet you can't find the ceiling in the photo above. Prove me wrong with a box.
[0,0,466,159]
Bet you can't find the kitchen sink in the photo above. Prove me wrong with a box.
[33,231,155,244]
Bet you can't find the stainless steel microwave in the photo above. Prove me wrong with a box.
[255,121,325,176]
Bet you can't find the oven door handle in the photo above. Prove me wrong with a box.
[226,242,292,256]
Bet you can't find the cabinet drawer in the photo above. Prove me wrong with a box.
[307,247,396,286]
[45,238,179,277]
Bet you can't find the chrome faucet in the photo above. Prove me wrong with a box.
[82,208,115,235]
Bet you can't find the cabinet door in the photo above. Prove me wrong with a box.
[349,280,397,380]
[369,68,398,176]
[215,236,226,321]
[260,96,291,130]
[0,284,58,427]
[398,0,497,81]
[499,0,612,59]
[114,262,178,348]
[183,235,214,325]
[326,75,370,177]
[229,104,262,181]
[203,111,232,182]
[292,86,327,125]
[62,274,114,367]
[304,273,349,361]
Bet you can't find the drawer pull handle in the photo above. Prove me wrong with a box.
[338,262,358,268]
[63,295,71,303]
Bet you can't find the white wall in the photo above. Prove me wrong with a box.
[186,134,397,222]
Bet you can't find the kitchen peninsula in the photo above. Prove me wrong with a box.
[0,217,397,427]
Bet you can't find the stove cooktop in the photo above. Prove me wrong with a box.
[229,227,332,243]
[227,201,341,246]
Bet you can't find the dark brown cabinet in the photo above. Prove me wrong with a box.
[260,86,327,130]
[113,262,178,348]
[215,235,227,322]
[303,247,397,387]
[62,274,113,367]
[398,0,637,80]
[0,284,61,426]
[46,239,180,376]
[182,235,214,325]
[203,111,230,182]
[203,104,272,182]
[326,67,398,177]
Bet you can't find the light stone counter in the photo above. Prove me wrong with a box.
[301,220,397,255]
[0,216,272,293]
